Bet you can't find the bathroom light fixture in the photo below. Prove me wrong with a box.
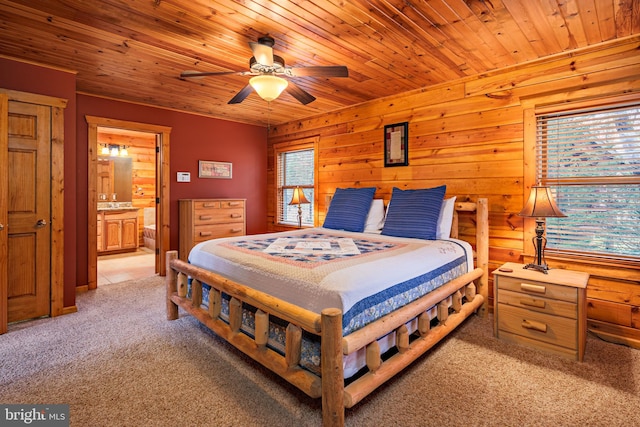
[101,144,129,157]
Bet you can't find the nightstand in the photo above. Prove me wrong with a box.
[493,262,589,361]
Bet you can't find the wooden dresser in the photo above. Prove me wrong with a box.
[179,198,246,261]
[493,262,589,361]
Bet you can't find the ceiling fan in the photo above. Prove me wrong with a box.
[180,35,349,105]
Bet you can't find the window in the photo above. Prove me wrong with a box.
[275,142,315,227]
[534,101,640,260]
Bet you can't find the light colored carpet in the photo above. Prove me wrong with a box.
[1,275,638,426]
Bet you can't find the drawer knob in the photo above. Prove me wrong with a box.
[231,228,243,233]
[521,319,548,333]
[200,231,212,237]
[230,213,242,218]
[199,215,213,220]
[520,283,546,294]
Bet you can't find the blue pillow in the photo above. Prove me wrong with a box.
[323,187,376,232]
[381,186,446,240]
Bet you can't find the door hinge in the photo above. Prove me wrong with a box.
[156,197,160,204]
[156,248,160,255]
[156,146,160,153]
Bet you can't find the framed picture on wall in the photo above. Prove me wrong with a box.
[384,122,408,167]
[198,160,232,179]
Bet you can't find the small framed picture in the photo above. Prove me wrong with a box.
[384,122,408,167]
[198,160,232,179]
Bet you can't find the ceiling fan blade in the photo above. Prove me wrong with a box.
[287,65,349,78]
[181,70,246,78]
[285,81,316,105]
[249,42,273,66]
[228,84,254,104]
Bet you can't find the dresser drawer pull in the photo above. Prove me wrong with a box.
[202,203,217,208]
[226,202,241,207]
[199,215,213,220]
[520,298,546,309]
[521,319,548,333]
[520,283,546,294]
[230,228,243,233]
[199,231,212,237]
[230,213,242,218]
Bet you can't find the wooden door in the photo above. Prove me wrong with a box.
[6,100,51,322]
[0,94,8,333]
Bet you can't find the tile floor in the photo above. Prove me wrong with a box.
[97,248,157,286]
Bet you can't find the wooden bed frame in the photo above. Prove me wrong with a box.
[166,198,488,426]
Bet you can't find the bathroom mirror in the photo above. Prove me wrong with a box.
[97,156,133,202]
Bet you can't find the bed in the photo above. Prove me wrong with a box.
[167,187,488,426]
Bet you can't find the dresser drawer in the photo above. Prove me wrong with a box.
[194,207,244,225]
[497,304,578,350]
[497,275,577,303]
[194,224,245,242]
[498,289,577,319]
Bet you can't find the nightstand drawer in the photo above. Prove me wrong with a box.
[497,304,578,350]
[498,289,577,319]
[497,275,577,303]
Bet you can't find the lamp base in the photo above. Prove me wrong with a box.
[523,262,549,274]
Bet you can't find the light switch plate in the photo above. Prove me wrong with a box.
[177,172,190,182]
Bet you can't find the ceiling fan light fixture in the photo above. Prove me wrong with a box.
[249,75,288,102]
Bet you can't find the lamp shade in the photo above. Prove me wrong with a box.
[249,75,288,102]
[289,187,310,205]
[518,186,567,218]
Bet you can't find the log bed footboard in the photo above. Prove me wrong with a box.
[166,198,488,427]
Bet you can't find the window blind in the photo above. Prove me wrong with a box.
[536,103,640,259]
[276,148,314,226]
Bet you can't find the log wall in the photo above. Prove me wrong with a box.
[267,36,640,348]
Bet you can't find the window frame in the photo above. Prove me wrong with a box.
[523,93,640,267]
[273,137,318,228]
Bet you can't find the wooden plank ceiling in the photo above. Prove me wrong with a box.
[1,0,638,126]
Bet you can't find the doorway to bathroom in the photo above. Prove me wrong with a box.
[86,116,171,290]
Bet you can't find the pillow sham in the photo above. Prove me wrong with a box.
[436,196,457,239]
[364,199,386,232]
[323,187,376,232]
[381,185,446,240]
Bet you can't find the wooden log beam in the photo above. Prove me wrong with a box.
[343,294,485,408]
[169,293,323,398]
[191,278,202,308]
[343,268,483,354]
[285,323,302,367]
[166,250,178,320]
[255,309,269,347]
[168,257,322,333]
[321,308,345,427]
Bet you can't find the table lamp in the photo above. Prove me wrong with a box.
[518,185,566,273]
[289,186,310,228]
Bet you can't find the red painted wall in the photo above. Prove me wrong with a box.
[76,95,268,289]
[2,57,267,310]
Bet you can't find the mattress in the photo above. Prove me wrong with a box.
[187,228,473,377]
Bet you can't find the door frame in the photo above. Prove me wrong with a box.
[86,116,171,290]
[0,89,66,334]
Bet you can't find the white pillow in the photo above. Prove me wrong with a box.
[436,197,457,239]
[364,199,386,232]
